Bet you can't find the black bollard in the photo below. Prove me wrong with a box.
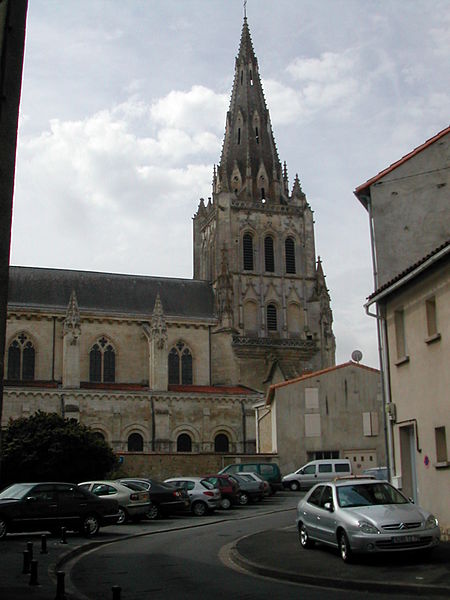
[27,541,34,560]
[29,559,39,585]
[112,585,121,600]
[60,526,67,544]
[55,571,66,600]
[22,550,31,574]
[41,534,48,554]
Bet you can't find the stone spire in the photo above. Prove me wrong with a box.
[217,16,286,204]
[63,290,81,345]
[151,293,168,350]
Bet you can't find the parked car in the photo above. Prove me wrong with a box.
[362,467,388,481]
[203,474,241,509]
[78,480,150,524]
[296,478,440,562]
[164,477,221,516]
[283,459,352,491]
[0,482,119,538]
[240,471,271,497]
[219,462,282,493]
[116,478,190,519]
[232,473,265,504]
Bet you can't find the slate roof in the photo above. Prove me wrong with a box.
[8,266,215,320]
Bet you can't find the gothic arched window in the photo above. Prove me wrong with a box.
[89,337,116,383]
[128,433,144,452]
[264,236,275,272]
[243,233,254,271]
[7,334,35,381]
[168,341,193,385]
[285,237,296,274]
[267,304,278,332]
[177,433,192,452]
[214,433,229,453]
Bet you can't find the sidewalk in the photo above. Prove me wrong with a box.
[232,529,450,597]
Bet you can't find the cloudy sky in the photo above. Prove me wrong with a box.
[10,0,450,368]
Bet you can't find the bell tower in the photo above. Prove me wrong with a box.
[193,16,335,389]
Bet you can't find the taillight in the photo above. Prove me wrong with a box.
[203,491,214,497]
[130,493,139,501]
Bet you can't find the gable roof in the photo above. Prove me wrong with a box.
[8,266,215,320]
[265,361,380,405]
[354,126,450,207]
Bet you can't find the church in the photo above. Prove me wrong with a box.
[3,17,335,462]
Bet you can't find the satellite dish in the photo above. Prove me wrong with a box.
[351,350,363,363]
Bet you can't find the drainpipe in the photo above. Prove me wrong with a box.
[364,194,395,482]
[240,399,247,453]
[150,396,155,451]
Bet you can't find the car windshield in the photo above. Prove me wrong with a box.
[337,482,408,508]
[0,483,35,500]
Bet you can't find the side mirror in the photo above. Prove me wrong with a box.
[25,496,37,503]
[408,497,415,504]
[324,502,334,512]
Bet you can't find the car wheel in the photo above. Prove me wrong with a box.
[239,492,249,506]
[0,517,8,540]
[220,497,232,510]
[117,507,128,525]
[298,523,314,549]
[192,501,208,517]
[290,481,300,492]
[146,504,160,520]
[338,531,352,563]
[82,514,100,537]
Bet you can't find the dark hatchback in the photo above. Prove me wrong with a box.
[116,479,190,519]
[0,482,120,539]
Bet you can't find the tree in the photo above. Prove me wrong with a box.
[1,411,118,487]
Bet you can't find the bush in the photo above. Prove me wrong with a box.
[0,411,118,487]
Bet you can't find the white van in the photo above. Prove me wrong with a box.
[282,459,352,491]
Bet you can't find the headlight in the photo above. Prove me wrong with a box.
[425,515,438,529]
[358,521,379,534]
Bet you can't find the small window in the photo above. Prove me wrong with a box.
[214,433,229,453]
[177,433,192,452]
[267,304,277,331]
[264,236,274,272]
[435,427,448,463]
[249,69,253,85]
[89,337,115,383]
[394,309,407,359]
[261,187,265,200]
[7,334,35,381]
[426,297,439,338]
[168,341,193,385]
[128,433,144,452]
[285,237,296,274]
[255,126,259,144]
[237,127,241,145]
[243,233,254,271]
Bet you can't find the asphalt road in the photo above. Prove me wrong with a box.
[64,492,447,600]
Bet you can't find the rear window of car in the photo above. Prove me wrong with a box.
[0,483,35,499]
[200,480,214,490]
[335,463,350,473]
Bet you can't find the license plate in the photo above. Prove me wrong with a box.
[393,535,420,544]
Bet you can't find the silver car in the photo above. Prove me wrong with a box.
[164,477,221,516]
[78,480,151,524]
[296,478,440,562]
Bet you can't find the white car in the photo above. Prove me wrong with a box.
[296,478,440,562]
[240,471,271,497]
[164,477,221,516]
[78,480,151,524]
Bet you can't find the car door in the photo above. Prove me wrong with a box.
[300,464,317,489]
[301,486,325,539]
[56,484,88,530]
[18,484,58,532]
[315,485,337,544]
